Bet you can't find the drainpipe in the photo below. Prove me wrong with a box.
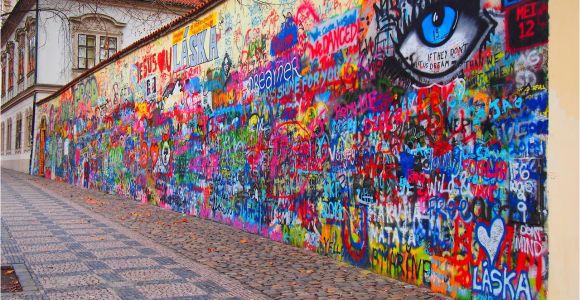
[28,0,39,174]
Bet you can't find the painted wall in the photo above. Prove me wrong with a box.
[33,0,550,298]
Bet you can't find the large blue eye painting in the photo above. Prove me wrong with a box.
[394,0,496,84]
[419,5,458,47]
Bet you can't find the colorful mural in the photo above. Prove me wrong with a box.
[33,0,549,298]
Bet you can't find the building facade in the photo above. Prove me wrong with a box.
[0,0,191,172]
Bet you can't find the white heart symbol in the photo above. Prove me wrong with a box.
[477,218,505,264]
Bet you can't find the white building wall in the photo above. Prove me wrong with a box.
[37,0,181,86]
[0,95,34,172]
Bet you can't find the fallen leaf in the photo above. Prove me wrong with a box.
[172,218,188,224]
[85,198,99,205]
[239,239,248,244]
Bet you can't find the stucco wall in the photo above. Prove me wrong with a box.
[546,0,579,298]
[33,0,554,298]
[1,95,34,172]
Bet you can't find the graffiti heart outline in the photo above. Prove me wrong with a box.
[476,217,505,264]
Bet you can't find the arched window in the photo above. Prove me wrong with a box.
[1,122,5,155]
[25,108,33,151]
[1,52,6,98]
[25,17,36,76]
[6,118,12,154]
[16,112,22,152]
[16,29,25,83]
[7,42,14,91]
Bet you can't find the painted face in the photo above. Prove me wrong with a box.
[150,142,159,167]
[139,142,148,168]
[161,141,171,166]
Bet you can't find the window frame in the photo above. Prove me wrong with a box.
[15,113,22,152]
[7,42,15,91]
[25,108,33,151]
[77,33,96,70]
[6,118,12,154]
[17,31,25,83]
[1,122,4,155]
[25,17,36,77]
[99,36,117,62]
[1,53,6,97]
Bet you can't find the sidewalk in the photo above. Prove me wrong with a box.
[1,169,447,299]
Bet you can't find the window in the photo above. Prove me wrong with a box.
[25,108,32,150]
[6,118,12,154]
[15,113,22,152]
[78,34,96,69]
[7,42,14,91]
[1,53,6,97]
[17,31,25,82]
[99,36,117,62]
[1,122,4,155]
[25,17,36,76]
[28,35,36,75]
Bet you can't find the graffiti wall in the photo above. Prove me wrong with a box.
[33,0,549,298]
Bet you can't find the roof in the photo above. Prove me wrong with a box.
[159,0,204,7]
[37,0,223,105]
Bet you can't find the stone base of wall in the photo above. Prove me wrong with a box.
[1,159,30,173]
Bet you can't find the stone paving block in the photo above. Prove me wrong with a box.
[80,240,128,250]
[75,251,97,259]
[49,230,67,236]
[46,288,121,300]
[112,233,129,240]
[8,225,48,232]
[92,248,142,259]
[169,267,200,279]
[104,258,161,270]
[84,260,109,270]
[30,262,91,275]
[114,287,145,300]
[69,235,111,242]
[194,280,229,294]
[137,282,207,299]
[122,240,142,247]
[97,272,125,283]
[15,231,53,238]
[16,237,62,245]
[65,228,106,236]
[151,257,177,266]
[136,247,157,255]
[26,252,79,264]
[118,268,181,282]
[57,236,75,243]
[101,228,117,234]
[66,242,85,250]
[38,274,103,289]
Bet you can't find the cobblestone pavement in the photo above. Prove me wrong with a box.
[2,169,448,299]
[1,170,264,300]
